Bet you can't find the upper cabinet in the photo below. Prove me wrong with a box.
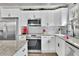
[1,8,20,18]
[61,8,68,26]
[54,8,68,26]
[40,10,49,27]
[41,8,68,27]
[69,4,79,21]
[47,11,55,26]
[41,10,55,27]
[54,9,61,26]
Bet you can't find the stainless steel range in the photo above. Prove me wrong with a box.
[26,34,41,52]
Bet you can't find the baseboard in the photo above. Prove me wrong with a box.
[28,50,41,53]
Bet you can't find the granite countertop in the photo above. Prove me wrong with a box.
[55,34,79,49]
[0,40,27,56]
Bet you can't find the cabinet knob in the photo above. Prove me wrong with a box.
[48,40,50,43]
[8,13,11,16]
[22,48,25,52]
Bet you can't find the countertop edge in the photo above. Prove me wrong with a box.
[54,34,79,50]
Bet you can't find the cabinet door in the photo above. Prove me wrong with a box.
[41,10,55,26]
[48,36,55,52]
[14,43,27,56]
[54,9,61,26]
[33,11,41,18]
[56,36,66,56]
[56,36,60,55]
[41,11,49,27]
[41,36,49,53]
[41,36,55,53]
[61,8,68,26]
[1,9,19,17]
[59,38,65,56]
[48,11,55,26]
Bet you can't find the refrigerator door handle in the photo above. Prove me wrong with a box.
[3,24,7,39]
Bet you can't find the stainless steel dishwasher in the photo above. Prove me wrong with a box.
[0,18,18,40]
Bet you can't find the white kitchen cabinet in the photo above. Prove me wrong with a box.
[14,42,28,56]
[59,37,65,56]
[61,8,68,26]
[1,8,20,17]
[65,42,79,56]
[41,10,55,26]
[47,11,55,26]
[54,9,61,26]
[48,36,56,52]
[56,36,59,54]
[20,11,41,25]
[55,36,65,56]
[65,42,75,56]
[56,36,61,55]
[54,8,68,26]
[32,11,41,18]
[18,35,26,40]
[41,11,48,27]
[26,11,41,19]
[41,36,55,53]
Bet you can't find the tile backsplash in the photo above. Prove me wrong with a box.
[28,26,66,35]
[42,26,60,35]
[28,27,42,34]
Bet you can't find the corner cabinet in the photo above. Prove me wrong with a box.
[61,8,68,26]
[14,42,28,56]
[54,8,68,26]
[41,36,56,53]
[1,8,20,17]
[55,36,65,56]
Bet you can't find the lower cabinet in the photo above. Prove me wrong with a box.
[65,42,79,56]
[18,35,26,40]
[56,36,65,56]
[41,36,55,53]
[14,43,28,56]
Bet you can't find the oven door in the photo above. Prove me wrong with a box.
[27,39,41,50]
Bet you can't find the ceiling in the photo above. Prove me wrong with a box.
[0,3,69,6]
[0,3,70,9]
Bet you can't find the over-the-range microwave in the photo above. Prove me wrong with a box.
[28,18,41,26]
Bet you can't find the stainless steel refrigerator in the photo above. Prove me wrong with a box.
[0,18,18,40]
